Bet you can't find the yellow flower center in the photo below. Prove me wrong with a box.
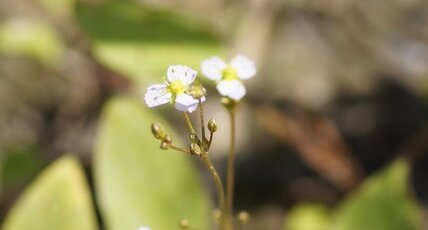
[168,80,186,94]
[222,67,238,81]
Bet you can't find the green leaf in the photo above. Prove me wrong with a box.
[1,145,47,193]
[2,155,98,230]
[0,18,64,65]
[333,159,422,230]
[76,1,223,83]
[39,0,74,17]
[94,97,210,230]
[285,204,332,230]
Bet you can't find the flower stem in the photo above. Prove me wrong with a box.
[208,131,214,149]
[184,112,196,134]
[200,154,229,230]
[170,145,191,154]
[226,110,236,226]
[198,100,206,139]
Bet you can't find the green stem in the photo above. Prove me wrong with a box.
[198,100,206,140]
[207,131,214,149]
[170,145,191,154]
[226,110,236,228]
[184,112,196,134]
[201,154,228,230]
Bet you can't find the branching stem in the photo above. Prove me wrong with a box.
[170,145,191,154]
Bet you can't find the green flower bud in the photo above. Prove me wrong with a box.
[207,119,218,133]
[189,143,202,156]
[151,123,165,140]
[160,141,170,150]
[189,133,198,143]
[221,97,238,112]
[237,211,250,224]
[179,219,189,229]
[189,82,207,99]
[212,209,222,224]
[164,134,173,144]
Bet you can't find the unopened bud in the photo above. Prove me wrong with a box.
[237,211,250,224]
[151,123,165,139]
[190,82,207,99]
[212,209,222,223]
[207,119,218,132]
[189,133,198,143]
[179,219,189,229]
[160,141,170,150]
[164,134,173,144]
[221,97,238,112]
[190,143,202,156]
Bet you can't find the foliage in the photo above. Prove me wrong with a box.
[94,97,211,230]
[333,159,422,230]
[2,155,98,230]
[285,159,422,230]
[285,204,331,230]
[0,19,64,65]
[0,0,425,229]
[76,0,223,83]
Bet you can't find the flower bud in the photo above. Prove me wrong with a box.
[179,219,189,229]
[189,82,206,99]
[160,141,170,150]
[189,143,202,156]
[164,134,173,144]
[221,97,238,111]
[189,133,198,143]
[237,211,250,224]
[212,209,222,223]
[207,119,218,132]
[151,123,165,139]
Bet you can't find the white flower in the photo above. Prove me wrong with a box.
[138,227,151,230]
[201,55,256,100]
[144,65,205,113]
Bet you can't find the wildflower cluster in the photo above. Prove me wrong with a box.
[143,54,256,230]
[145,55,256,112]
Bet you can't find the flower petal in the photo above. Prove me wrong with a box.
[201,56,227,80]
[230,55,256,80]
[216,80,246,100]
[185,96,206,113]
[174,93,199,112]
[144,84,171,107]
[167,65,197,84]
[186,104,198,113]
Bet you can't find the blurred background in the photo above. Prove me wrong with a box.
[1,0,428,229]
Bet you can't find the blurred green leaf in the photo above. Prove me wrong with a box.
[94,97,210,230]
[333,159,422,230]
[0,18,64,64]
[285,204,332,230]
[2,155,98,230]
[1,145,47,192]
[39,0,74,16]
[76,1,223,83]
